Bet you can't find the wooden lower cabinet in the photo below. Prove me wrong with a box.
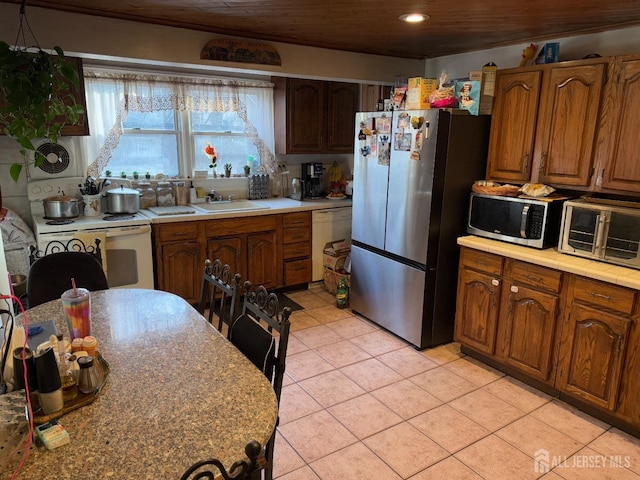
[557,303,631,411]
[154,211,315,302]
[455,246,640,432]
[455,268,501,355]
[207,236,244,282]
[498,282,559,382]
[247,231,278,289]
[206,217,280,290]
[158,241,203,304]
[282,212,311,286]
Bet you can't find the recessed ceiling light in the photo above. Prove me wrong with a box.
[399,13,430,23]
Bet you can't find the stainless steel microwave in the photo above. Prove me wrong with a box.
[467,193,566,249]
[559,199,640,269]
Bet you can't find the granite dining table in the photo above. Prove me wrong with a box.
[12,288,278,479]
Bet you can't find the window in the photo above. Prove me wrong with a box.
[82,69,275,179]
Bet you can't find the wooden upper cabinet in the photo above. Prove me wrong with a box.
[284,78,324,152]
[486,71,542,182]
[597,57,640,193]
[274,77,359,154]
[534,64,605,186]
[325,82,359,152]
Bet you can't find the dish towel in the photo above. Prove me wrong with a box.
[72,231,108,280]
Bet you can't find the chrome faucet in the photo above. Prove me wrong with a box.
[207,190,223,202]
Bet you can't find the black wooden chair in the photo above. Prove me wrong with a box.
[197,259,242,337]
[228,281,292,480]
[27,250,109,308]
[180,439,265,480]
[29,237,103,265]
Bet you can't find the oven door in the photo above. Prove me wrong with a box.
[36,225,154,289]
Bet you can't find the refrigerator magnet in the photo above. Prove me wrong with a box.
[415,131,423,150]
[410,116,425,129]
[375,116,391,134]
[410,151,421,161]
[378,135,390,166]
[394,132,411,151]
[397,112,409,129]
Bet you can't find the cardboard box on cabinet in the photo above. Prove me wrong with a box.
[406,77,437,109]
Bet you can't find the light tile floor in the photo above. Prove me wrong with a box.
[273,284,640,480]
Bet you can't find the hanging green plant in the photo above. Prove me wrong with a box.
[0,2,84,182]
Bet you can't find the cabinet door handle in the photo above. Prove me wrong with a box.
[510,285,519,293]
[491,279,500,286]
[587,291,613,301]
[616,335,623,357]
[474,260,487,266]
[523,152,529,168]
[539,152,546,170]
[526,274,543,283]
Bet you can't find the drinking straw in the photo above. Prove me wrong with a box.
[71,278,77,296]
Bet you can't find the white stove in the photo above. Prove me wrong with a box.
[28,177,155,290]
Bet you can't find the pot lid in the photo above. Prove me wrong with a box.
[106,186,141,195]
[43,195,79,202]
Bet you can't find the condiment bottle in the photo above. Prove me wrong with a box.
[82,336,98,357]
[60,354,78,403]
[77,356,99,394]
[336,278,349,309]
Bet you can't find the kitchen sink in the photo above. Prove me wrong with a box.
[191,200,270,213]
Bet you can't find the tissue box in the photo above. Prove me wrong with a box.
[323,240,351,271]
[406,77,437,109]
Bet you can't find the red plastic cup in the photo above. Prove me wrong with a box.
[61,288,91,340]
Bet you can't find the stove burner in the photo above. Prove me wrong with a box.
[45,219,76,225]
[103,214,135,221]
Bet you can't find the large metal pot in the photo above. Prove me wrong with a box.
[105,186,141,213]
[43,195,80,219]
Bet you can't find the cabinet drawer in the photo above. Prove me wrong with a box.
[507,259,562,293]
[205,216,277,236]
[284,259,311,285]
[283,227,310,244]
[283,212,310,228]
[573,277,635,315]
[460,248,503,276]
[284,241,310,259]
[157,222,200,242]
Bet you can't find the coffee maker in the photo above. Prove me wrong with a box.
[301,162,324,199]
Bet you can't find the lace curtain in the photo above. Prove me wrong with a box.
[83,69,275,178]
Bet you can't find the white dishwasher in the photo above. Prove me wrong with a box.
[312,207,352,282]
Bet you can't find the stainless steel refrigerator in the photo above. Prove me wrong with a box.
[351,109,490,349]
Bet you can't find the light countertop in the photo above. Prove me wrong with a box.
[458,235,640,291]
[141,197,352,223]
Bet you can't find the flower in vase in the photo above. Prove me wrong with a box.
[205,142,218,168]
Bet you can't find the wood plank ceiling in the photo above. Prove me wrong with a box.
[5,0,640,59]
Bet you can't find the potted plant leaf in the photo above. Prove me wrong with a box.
[0,41,84,182]
[224,163,232,178]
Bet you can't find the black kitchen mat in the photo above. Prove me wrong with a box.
[276,293,304,312]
